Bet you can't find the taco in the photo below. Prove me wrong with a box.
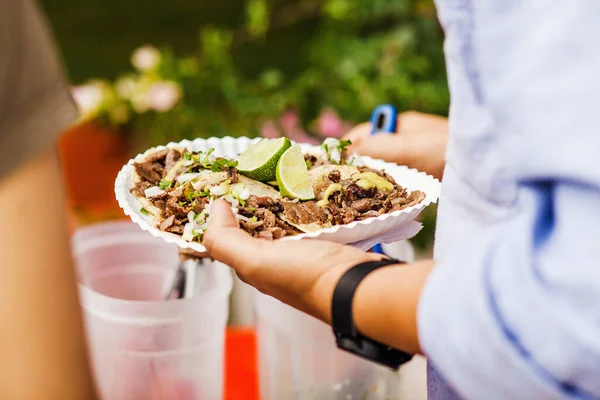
[278,164,425,232]
[130,146,301,243]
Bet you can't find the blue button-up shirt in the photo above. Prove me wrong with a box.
[418,1,600,399]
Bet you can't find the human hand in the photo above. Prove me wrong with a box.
[203,200,384,323]
[343,111,448,180]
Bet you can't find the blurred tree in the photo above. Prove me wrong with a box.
[43,0,448,143]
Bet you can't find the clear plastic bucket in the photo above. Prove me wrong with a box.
[254,291,397,400]
[72,221,232,400]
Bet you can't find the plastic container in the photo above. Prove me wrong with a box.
[254,291,396,400]
[72,221,232,400]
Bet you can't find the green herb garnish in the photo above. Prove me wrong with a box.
[338,139,352,152]
[140,207,150,215]
[183,153,193,161]
[249,216,258,222]
[200,148,216,167]
[247,207,255,212]
[192,230,204,243]
[159,179,172,190]
[185,187,210,201]
[210,158,238,172]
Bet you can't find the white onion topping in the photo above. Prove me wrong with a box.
[182,222,195,241]
[239,188,251,200]
[181,159,194,166]
[210,185,226,196]
[177,173,200,183]
[144,186,165,198]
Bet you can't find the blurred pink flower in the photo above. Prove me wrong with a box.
[147,81,183,112]
[279,109,320,145]
[279,109,301,136]
[286,130,320,145]
[316,107,346,138]
[259,120,281,139]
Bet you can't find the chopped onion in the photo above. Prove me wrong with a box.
[187,211,196,222]
[231,207,238,215]
[144,186,165,198]
[195,210,206,223]
[223,195,239,208]
[177,173,200,183]
[239,188,251,200]
[236,214,250,222]
[210,185,226,196]
[181,159,194,167]
[182,222,195,241]
[330,148,341,164]
[323,138,339,147]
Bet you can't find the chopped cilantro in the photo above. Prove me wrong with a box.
[183,152,193,161]
[159,179,172,190]
[140,207,150,215]
[186,188,210,201]
[210,158,238,172]
[192,230,204,243]
[249,216,258,222]
[179,201,188,207]
[200,148,216,167]
[247,207,255,212]
[338,139,352,152]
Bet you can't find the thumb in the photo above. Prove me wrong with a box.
[203,199,264,271]
[207,198,238,230]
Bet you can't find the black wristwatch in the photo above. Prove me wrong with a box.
[331,259,414,370]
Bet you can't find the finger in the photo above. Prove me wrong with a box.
[342,122,372,152]
[352,134,407,163]
[203,199,265,271]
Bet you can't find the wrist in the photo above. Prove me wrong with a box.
[308,252,383,324]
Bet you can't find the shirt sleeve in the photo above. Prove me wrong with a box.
[419,2,600,399]
[0,0,78,179]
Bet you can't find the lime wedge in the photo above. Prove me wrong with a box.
[276,144,315,200]
[236,137,291,181]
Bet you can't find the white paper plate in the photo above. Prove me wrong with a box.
[115,137,441,253]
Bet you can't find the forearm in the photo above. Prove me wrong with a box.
[0,149,97,399]
[309,259,433,355]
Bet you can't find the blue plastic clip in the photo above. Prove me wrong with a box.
[369,105,397,255]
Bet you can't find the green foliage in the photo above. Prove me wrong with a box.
[71,0,448,148]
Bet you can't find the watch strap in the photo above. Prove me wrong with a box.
[332,259,401,337]
[331,258,413,370]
